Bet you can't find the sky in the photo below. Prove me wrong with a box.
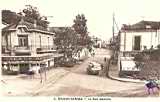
[1,0,160,41]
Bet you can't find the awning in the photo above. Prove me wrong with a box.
[121,60,140,71]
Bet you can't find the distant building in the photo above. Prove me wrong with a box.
[90,36,102,48]
[118,20,160,75]
[2,19,62,74]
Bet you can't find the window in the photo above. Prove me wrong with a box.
[39,35,42,48]
[18,28,25,33]
[18,35,28,47]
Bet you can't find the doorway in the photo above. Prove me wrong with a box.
[19,64,29,74]
[133,36,141,50]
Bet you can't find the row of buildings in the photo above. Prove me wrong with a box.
[117,20,160,76]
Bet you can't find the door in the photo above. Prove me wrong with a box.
[19,64,29,74]
[134,36,141,50]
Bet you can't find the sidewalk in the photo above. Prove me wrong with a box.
[1,67,69,96]
[109,64,145,83]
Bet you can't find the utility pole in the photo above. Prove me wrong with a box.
[112,13,115,42]
[112,12,119,42]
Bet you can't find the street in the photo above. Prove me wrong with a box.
[1,48,159,97]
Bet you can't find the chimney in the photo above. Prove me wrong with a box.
[34,20,37,28]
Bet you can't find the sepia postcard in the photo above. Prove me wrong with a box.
[0,0,160,102]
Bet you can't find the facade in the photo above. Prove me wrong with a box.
[118,20,160,75]
[2,19,62,74]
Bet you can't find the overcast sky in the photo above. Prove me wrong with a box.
[1,0,160,40]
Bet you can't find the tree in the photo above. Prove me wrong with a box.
[54,27,78,58]
[22,5,40,20]
[73,14,87,35]
[2,5,49,28]
[22,5,49,28]
[2,10,21,24]
[73,14,89,46]
[134,48,160,80]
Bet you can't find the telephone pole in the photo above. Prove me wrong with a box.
[112,13,115,42]
[112,12,119,42]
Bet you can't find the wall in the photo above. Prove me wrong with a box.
[11,31,18,47]
[2,26,55,56]
[120,30,160,52]
[34,32,54,49]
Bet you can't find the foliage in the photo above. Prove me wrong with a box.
[2,10,21,24]
[139,61,160,80]
[54,27,78,58]
[73,14,87,35]
[72,14,92,46]
[2,5,49,28]
[22,5,40,20]
[134,53,146,62]
[22,5,49,28]
[134,49,160,80]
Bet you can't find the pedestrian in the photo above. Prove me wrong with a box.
[99,57,110,77]
[27,68,35,79]
[99,64,104,76]
[104,57,111,78]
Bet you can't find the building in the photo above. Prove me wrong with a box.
[90,36,102,48]
[2,19,62,74]
[118,20,160,76]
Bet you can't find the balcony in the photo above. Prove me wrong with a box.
[2,45,58,55]
[120,51,142,57]
[14,46,31,54]
[36,45,57,54]
[2,45,31,56]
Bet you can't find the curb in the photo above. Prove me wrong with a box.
[108,74,145,83]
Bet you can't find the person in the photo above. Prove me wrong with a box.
[92,51,95,57]
[99,57,110,77]
[145,79,159,95]
[27,68,35,79]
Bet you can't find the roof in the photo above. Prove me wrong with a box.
[121,20,160,31]
[2,18,49,33]
[49,27,73,33]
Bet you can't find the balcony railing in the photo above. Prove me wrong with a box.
[2,45,57,54]
[2,54,55,62]
[120,51,142,57]
[14,46,30,50]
